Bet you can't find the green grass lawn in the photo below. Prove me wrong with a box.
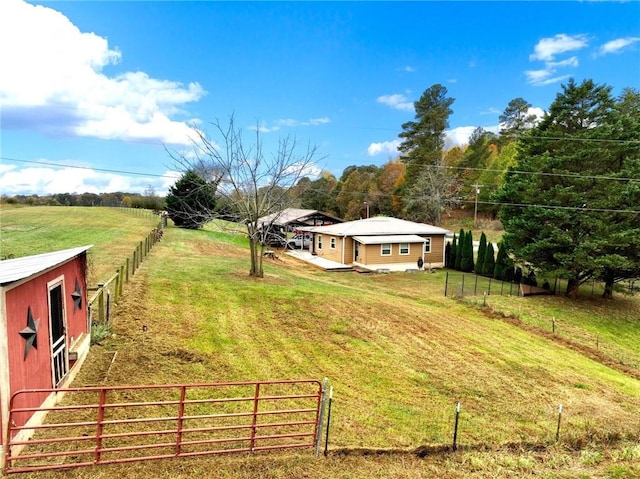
[0,205,161,283]
[3,206,640,478]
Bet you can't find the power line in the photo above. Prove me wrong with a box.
[4,155,639,184]
[2,156,639,215]
[0,157,177,179]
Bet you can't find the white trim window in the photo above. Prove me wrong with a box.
[330,237,336,249]
[399,243,410,255]
[318,235,323,250]
[424,237,432,253]
[381,243,391,256]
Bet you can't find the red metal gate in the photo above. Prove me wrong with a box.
[5,380,324,474]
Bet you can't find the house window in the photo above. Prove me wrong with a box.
[399,243,409,255]
[318,235,323,250]
[381,243,391,256]
[424,237,431,253]
[330,237,336,249]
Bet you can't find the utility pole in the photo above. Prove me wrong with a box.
[364,201,369,219]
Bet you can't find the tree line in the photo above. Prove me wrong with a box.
[2,188,165,210]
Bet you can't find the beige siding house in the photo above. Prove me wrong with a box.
[306,216,450,272]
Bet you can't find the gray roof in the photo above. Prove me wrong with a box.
[352,234,426,245]
[0,245,93,286]
[258,208,342,227]
[308,216,450,237]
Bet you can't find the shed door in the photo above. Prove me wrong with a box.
[49,282,68,387]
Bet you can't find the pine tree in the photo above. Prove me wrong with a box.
[482,243,495,279]
[494,242,507,280]
[461,230,474,272]
[496,79,640,297]
[165,170,217,229]
[454,229,464,270]
[477,232,487,275]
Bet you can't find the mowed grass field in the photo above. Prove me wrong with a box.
[2,206,640,478]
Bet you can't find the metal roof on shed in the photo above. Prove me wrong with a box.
[0,245,93,285]
[352,234,426,245]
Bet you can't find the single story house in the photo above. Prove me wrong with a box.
[0,246,92,469]
[305,216,450,272]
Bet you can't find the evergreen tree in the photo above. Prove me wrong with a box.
[398,84,454,191]
[496,79,640,297]
[454,229,464,270]
[461,230,474,272]
[449,234,458,269]
[477,232,487,275]
[165,170,217,229]
[444,242,451,268]
[482,243,495,278]
[494,242,508,280]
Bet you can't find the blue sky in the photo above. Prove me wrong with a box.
[1,0,639,196]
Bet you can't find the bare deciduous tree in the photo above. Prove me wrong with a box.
[168,116,322,277]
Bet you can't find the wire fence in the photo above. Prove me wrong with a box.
[444,271,639,299]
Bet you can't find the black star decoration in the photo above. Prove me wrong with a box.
[71,279,83,311]
[19,307,39,359]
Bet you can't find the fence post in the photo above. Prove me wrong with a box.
[452,402,461,451]
[323,386,333,457]
[118,265,124,297]
[474,274,478,296]
[487,277,492,295]
[444,271,449,297]
[461,275,465,297]
[314,377,329,457]
[555,404,563,442]
[113,270,120,303]
[126,257,130,283]
[106,289,111,323]
[97,284,105,323]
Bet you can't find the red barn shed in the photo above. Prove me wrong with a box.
[0,245,93,468]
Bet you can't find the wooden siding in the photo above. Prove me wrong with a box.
[315,235,345,264]
[314,234,446,268]
[358,243,422,266]
[422,235,446,267]
[3,255,89,431]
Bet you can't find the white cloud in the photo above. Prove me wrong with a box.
[0,162,180,196]
[308,117,331,125]
[525,70,571,86]
[0,0,205,145]
[397,65,415,72]
[597,37,640,56]
[525,34,588,87]
[376,94,414,112]
[547,56,579,69]
[367,140,401,157]
[529,34,589,62]
[253,117,331,131]
[445,126,477,147]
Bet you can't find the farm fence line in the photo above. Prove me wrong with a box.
[87,213,166,329]
[444,271,639,299]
